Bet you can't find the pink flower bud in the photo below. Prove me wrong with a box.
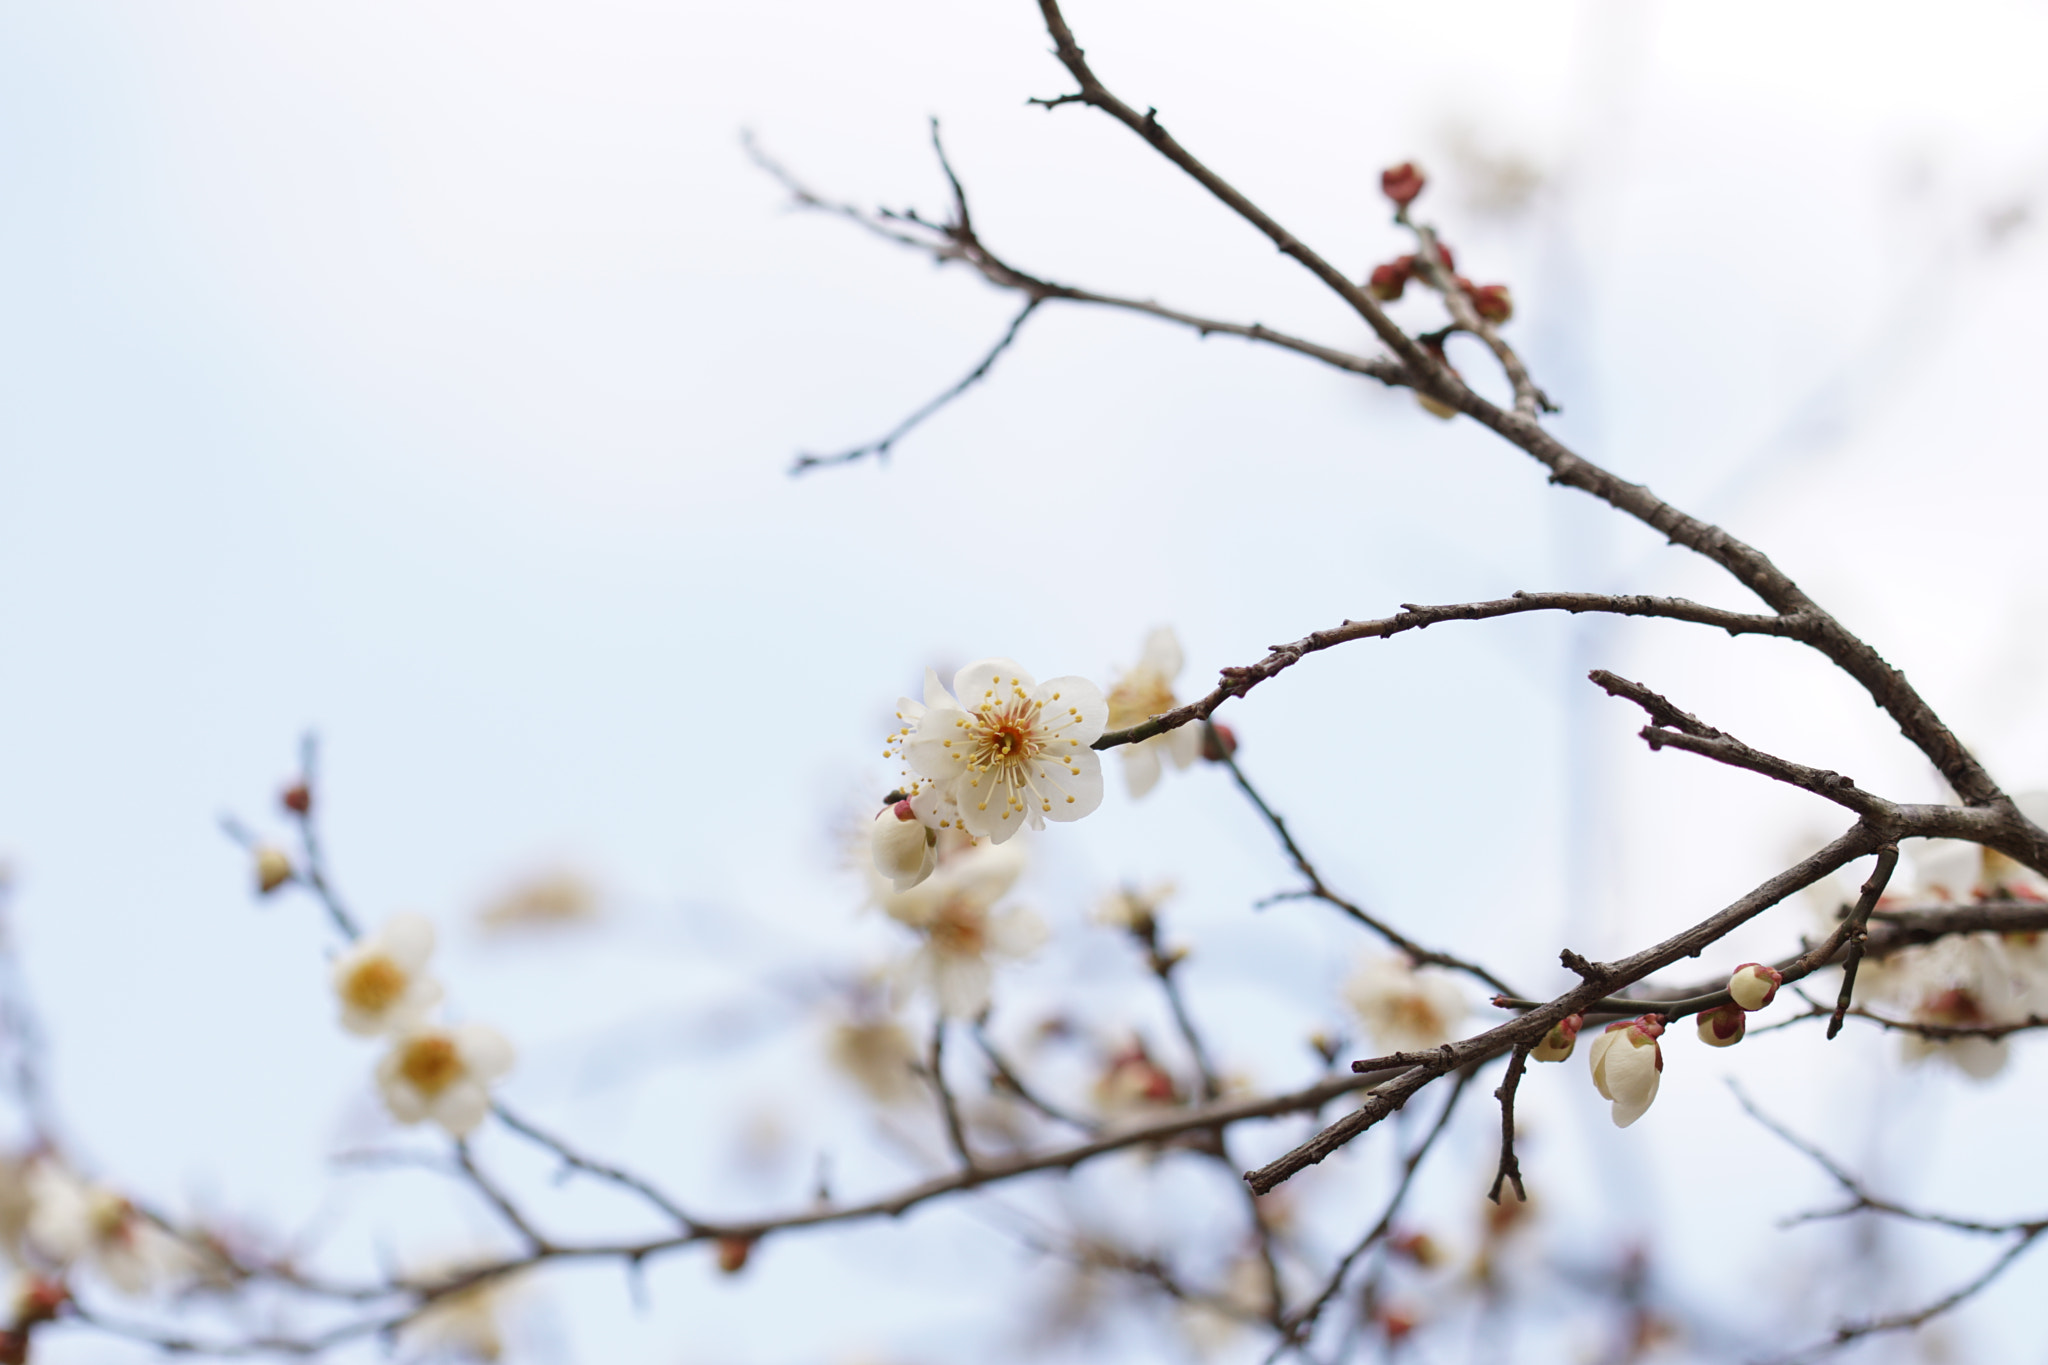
[1696,1002,1745,1048]
[1200,722,1239,763]
[1728,963,1783,1012]
[1380,161,1425,207]
[1367,256,1415,301]
[1470,283,1514,324]
[1531,1013,1582,1062]
[281,781,312,815]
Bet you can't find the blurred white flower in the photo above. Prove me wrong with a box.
[1093,1038,1180,1115]
[476,869,600,933]
[404,1263,523,1361]
[828,1015,921,1106]
[1105,627,1202,798]
[1095,880,1175,936]
[253,846,293,895]
[1344,956,1466,1052]
[869,798,937,892]
[1587,1015,1664,1128]
[331,913,443,1037]
[25,1162,192,1295]
[876,842,1045,1017]
[893,659,1107,845]
[376,1024,515,1136]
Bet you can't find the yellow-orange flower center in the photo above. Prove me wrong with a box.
[929,900,988,958]
[343,957,408,1013]
[398,1035,466,1096]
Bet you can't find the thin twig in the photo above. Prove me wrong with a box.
[1207,720,1520,997]
[1828,844,1900,1039]
[1487,1046,1530,1205]
[928,1017,976,1170]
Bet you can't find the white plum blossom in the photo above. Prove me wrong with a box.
[1587,1015,1664,1128]
[1105,627,1202,798]
[873,841,1046,1017]
[1344,956,1466,1053]
[376,1023,515,1136]
[331,912,443,1036]
[887,660,1107,845]
[869,798,937,892]
[24,1162,192,1295]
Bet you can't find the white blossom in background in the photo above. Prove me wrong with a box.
[24,1162,192,1295]
[828,1015,922,1106]
[1861,933,2028,1079]
[330,912,443,1036]
[1095,880,1176,936]
[402,1262,523,1361]
[889,659,1107,845]
[874,841,1045,1017]
[1587,1015,1664,1129]
[1104,627,1202,799]
[1344,956,1467,1052]
[376,1023,515,1136]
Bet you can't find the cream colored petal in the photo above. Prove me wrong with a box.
[430,1079,492,1137]
[930,950,993,1018]
[988,908,1048,959]
[379,912,437,971]
[1122,742,1163,799]
[455,1023,516,1082]
[1138,626,1183,680]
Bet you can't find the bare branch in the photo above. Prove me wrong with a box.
[1827,845,1901,1039]
[1487,1046,1531,1206]
[1098,593,1801,752]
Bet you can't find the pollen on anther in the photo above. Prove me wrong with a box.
[1065,795,1075,803]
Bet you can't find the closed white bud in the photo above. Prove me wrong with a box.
[1728,963,1783,1012]
[254,846,293,894]
[870,800,936,892]
[1530,1013,1582,1063]
[1696,1002,1745,1048]
[1587,1014,1664,1128]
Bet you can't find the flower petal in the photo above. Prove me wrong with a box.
[1122,742,1163,799]
[905,707,975,782]
[1139,627,1183,680]
[379,912,437,971]
[430,1079,492,1136]
[455,1022,516,1082]
[1038,676,1108,744]
[1035,750,1104,824]
[953,659,1038,705]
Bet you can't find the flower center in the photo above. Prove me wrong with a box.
[1107,675,1176,731]
[929,900,988,957]
[399,1036,466,1096]
[967,700,1043,771]
[343,957,408,1013]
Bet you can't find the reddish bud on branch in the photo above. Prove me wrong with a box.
[1470,283,1514,324]
[1695,1002,1746,1048]
[281,781,312,815]
[1728,963,1783,1012]
[1200,722,1239,762]
[716,1236,755,1274]
[1380,161,1425,208]
[1366,257,1413,302]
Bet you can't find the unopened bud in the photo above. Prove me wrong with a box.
[1376,1305,1419,1341]
[1587,1014,1664,1128]
[1728,963,1783,1012]
[280,782,312,816]
[1200,723,1238,763]
[1531,1013,1582,1063]
[1696,1002,1746,1048]
[1367,256,1413,302]
[870,801,937,892]
[1430,242,1455,273]
[254,846,293,895]
[1470,283,1514,324]
[715,1235,753,1274]
[1380,161,1425,208]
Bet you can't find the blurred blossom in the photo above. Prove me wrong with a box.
[1864,933,2034,1079]
[1095,881,1175,937]
[1344,957,1466,1053]
[252,846,293,895]
[1104,628,1201,799]
[1177,1251,1275,1355]
[872,841,1045,1018]
[476,870,600,933]
[403,1262,524,1362]
[331,913,443,1037]
[1092,1038,1180,1116]
[24,1161,192,1295]
[376,1023,516,1136]
[828,1016,921,1106]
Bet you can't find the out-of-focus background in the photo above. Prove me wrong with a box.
[4,0,2048,1360]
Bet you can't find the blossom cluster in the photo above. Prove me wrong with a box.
[328,912,514,1136]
